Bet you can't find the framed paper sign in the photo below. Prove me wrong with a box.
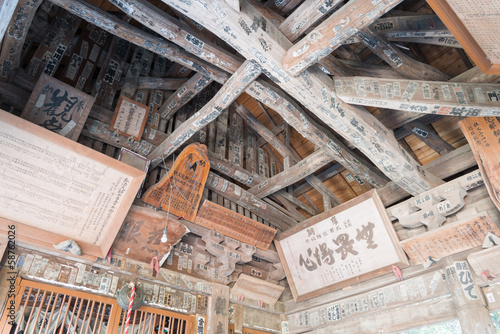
[0,110,146,258]
[110,96,149,141]
[275,190,408,302]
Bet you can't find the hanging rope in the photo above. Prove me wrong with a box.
[124,282,135,334]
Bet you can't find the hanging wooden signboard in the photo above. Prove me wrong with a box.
[400,212,500,265]
[195,200,277,250]
[460,117,500,212]
[0,110,145,258]
[110,95,149,141]
[112,205,189,264]
[21,74,95,141]
[427,0,500,75]
[275,190,408,302]
[142,143,210,222]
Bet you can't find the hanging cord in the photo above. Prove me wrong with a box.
[123,282,135,334]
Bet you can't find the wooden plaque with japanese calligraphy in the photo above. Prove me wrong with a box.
[195,200,277,250]
[401,212,500,265]
[21,74,95,141]
[275,190,408,302]
[0,110,145,258]
[110,95,149,141]
[460,117,500,212]
[142,143,210,222]
[111,205,189,264]
[427,0,500,75]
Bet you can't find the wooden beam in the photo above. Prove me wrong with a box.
[131,77,189,90]
[158,72,213,122]
[278,0,343,42]
[403,121,455,155]
[282,0,404,76]
[48,0,230,84]
[0,0,19,44]
[108,0,244,74]
[293,163,344,197]
[237,104,340,205]
[246,80,389,188]
[147,60,262,167]
[334,76,500,116]
[356,28,449,81]
[248,149,334,198]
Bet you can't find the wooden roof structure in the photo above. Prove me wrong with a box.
[1,0,500,332]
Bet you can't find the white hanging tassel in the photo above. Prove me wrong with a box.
[53,239,82,256]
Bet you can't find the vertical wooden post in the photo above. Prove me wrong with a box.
[444,259,496,333]
[208,283,230,334]
[234,304,243,334]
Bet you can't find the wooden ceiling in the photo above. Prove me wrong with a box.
[1,0,499,233]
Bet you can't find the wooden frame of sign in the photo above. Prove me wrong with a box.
[427,0,500,75]
[0,110,145,258]
[275,190,409,302]
[110,95,149,141]
[117,148,150,197]
[21,73,95,141]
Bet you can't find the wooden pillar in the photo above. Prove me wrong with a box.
[208,283,229,334]
[444,259,496,333]
[234,304,243,334]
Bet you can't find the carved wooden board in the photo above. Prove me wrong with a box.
[111,205,188,264]
[142,143,210,222]
[460,117,500,212]
[275,190,408,302]
[231,274,285,305]
[0,110,145,257]
[110,96,149,141]
[195,200,277,250]
[334,77,500,116]
[427,0,500,74]
[21,74,95,140]
[400,212,500,265]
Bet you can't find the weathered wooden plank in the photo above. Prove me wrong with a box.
[246,127,257,173]
[282,0,403,76]
[92,37,131,109]
[148,60,262,167]
[196,200,276,250]
[293,163,344,197]
[231,274,285,305]
[356,28,449,81]
[258,147,270,178]
[159,73,213,122]
[215,108,229,158]
[228,106,244,167]
[108,0,243,74]
[334,76,500,116]
[133,77,189,90]
[387,36,461,48]
[0,0,43,81]
[48,0,230,84]
[401,212,500,265]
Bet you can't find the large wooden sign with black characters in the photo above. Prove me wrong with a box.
[21,74,95,141]
[275,190,408,302]
[112,205,189,264]
[142,143,210,222]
